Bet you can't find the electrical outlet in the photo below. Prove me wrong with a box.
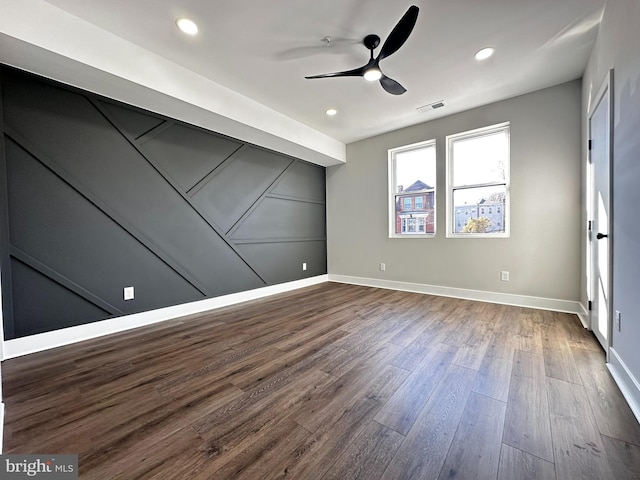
[302,262,307,271]
[501,271,510,282]
[379,263,386,272]
[616,310,621,331]
[123,286,135,301]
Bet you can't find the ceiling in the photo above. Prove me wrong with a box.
[9,1,605,146]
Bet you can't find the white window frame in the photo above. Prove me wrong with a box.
[388,139,436,238]
[446,122,510,238]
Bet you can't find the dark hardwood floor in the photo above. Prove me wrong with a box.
[3,282,640,479]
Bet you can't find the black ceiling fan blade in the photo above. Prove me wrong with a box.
[378,5,419,61]
[380,75,407,95]
[305,65,366,79]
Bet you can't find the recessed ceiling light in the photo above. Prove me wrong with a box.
[475,47,495,61]
[176,17,198,35]
[326,108,338,116]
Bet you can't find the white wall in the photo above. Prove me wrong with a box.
[327,81,582,305]
[582,0,640,417]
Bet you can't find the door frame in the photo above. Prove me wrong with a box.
[587,68,614,359]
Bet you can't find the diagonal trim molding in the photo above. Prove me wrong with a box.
[4,125,212,297]
[328,274,584,315]
[10,246,119,315]
[91,98,269,285]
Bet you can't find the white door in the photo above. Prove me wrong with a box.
[588,71,613,353]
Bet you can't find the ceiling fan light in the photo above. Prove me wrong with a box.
[475,47,495,61]
[176,17,198,35]
[364,68,382,82]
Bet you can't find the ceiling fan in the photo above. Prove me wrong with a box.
[305,5,419,95]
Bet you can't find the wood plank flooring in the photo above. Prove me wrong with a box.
[3,282,640,479]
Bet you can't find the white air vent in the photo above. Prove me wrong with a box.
[416,100,445,113]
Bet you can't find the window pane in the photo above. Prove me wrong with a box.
[391,142,436,236]
[452,131,508,186]
[452,185,506,234]
[394,146,436,193]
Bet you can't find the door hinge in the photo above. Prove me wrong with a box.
[588,300,593,311]
[588,220,592,232]
[588,139,593,150]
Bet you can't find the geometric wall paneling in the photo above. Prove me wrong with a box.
[270,160,326,203]
[3,124,213,298]
[190,145,293,233]
[0,66,326,339]
[96,100,166,140]
[9,257,112,338]
[230,197,326,241]
[137,122,243,192]
[4,136,204,326]
[236,240,327,285]
[3,73,264,297]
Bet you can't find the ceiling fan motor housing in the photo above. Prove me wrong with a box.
[364,34,381,50]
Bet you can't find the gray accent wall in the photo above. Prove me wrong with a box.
[327,81,582,301]
[0,67,326,339]
[582,0,640,402]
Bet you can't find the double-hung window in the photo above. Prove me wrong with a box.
[389,140,436,237]
[446,123,510,237]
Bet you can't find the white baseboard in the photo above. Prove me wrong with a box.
[3,275,328,359]
[577,302,590,329]
[608,347,640,424]
[2,274,586,359]
[328,274,583,315]
[0,402,4,453]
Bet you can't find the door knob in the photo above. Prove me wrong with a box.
[596,232,608,239]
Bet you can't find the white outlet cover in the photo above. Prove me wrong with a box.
[124,286,135,300]
[302,262,307,271]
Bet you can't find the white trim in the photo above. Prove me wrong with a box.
[328,274,583,314]
[388,139,437,239]
[446,122,511,238]
[3,275,328,359]
[0,402,4,453]
[577,302,590,329]
[587,68,614,358]
[0,401,4,453]
[608,347,640,424]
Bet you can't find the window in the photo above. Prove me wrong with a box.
[446,123,509,237]
[389,140,436,237]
